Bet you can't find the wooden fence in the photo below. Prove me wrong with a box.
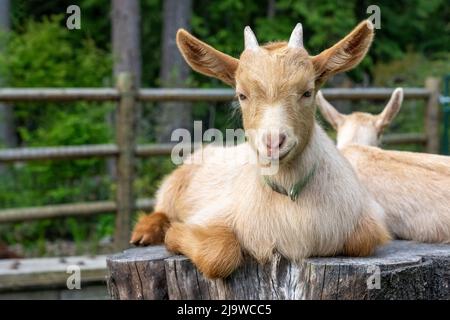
[0,74,441,250]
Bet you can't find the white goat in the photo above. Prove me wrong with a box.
[317,89,450,243]
[131,21,390,278]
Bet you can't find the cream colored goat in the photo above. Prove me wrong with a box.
[317,90,450,243]
[317,88,404,148]
[131,21,390,279]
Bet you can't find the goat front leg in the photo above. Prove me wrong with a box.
[130,212,170,245]
[165,222,243,279]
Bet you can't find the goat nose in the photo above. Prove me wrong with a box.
[265,133,287,150]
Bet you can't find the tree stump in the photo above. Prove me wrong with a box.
[106,241,450,300]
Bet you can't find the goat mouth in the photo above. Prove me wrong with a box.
[260,144,296,162]
[277,148,294,161]
[278,150,292,161]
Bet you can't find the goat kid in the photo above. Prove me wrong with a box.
[131,21,390,278]
[317,88,404,148]
[316,89,450,243]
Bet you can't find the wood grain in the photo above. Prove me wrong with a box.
[107,241,450,300]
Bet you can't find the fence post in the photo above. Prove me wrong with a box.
[425,77,441,154]
[114,73,136,250]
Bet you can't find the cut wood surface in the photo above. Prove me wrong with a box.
[107,240,450,300]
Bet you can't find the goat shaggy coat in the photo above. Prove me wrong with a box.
[131,21,390,278]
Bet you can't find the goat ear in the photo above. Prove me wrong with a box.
[176,29,239,86]
[375,88,404,131]
[316,91,344,130]
[312,20,374,85]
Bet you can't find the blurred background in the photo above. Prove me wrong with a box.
[0,0,448,262]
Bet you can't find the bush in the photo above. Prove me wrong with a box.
[0,16,114,255]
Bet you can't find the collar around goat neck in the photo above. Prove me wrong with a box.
[262,163,318,202]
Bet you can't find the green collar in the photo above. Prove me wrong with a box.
[262,164,317,202]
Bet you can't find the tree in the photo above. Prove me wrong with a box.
[156,0,192,143]
[110,0,142,176]
[0,0,16,149]
[267,0,276,19]
[112,0,141,85]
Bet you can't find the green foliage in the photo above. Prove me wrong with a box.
[135,157,176,198]
[373,51,450,87]
[0,16,113,253]
[141,0,163,86]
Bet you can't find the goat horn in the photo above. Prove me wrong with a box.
[244,26,259,50]
[288,23,304,48]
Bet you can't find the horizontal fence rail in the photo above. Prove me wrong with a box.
[0,78,440,250]
[0,198,155,223]
[0,87,431,103]
[139,88,234,102]
[0,143,180,162]
[320,88,431,100]
[381,133,427,145]
[0,88,120,102]
[0,144,118,162]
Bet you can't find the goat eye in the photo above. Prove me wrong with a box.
[238,93,247,101]
[302,90,312,98]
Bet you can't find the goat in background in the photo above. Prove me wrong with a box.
[317,89,450,243]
